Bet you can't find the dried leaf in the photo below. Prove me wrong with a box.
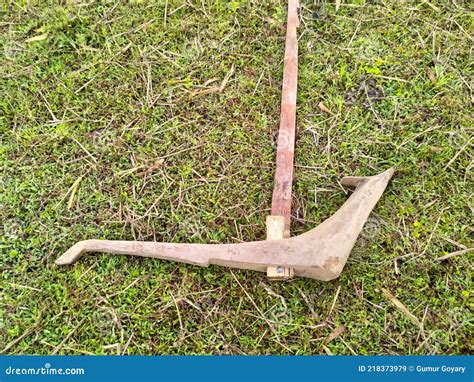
[318,101,333,115]
[324,326,346,344]
[25,33,48,43]
[116,167,142,178]
[67,176,82,210]
[190,87,220,98]
[138,159,165,176]
[190,65,234,98]
[219,64,235,92]
[427,68,437,84]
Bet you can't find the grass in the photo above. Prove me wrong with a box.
[1,0,472,355]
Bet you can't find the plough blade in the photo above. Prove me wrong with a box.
[56,168,394,281]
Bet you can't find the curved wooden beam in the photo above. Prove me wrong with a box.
[56,168,394,281]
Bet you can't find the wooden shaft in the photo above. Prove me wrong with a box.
[271,0,300,237]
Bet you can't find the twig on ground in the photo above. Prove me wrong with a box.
[444,137,472,169]
[52,317,86,355]
[190,65,235,97]
[327,285,341,319]
[437,247,473,261]
[382,288,422,329]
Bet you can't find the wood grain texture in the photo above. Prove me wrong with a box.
[271,0,300,237]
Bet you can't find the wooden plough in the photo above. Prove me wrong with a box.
[56,0,394,281]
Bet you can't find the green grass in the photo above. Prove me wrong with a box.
[1,0,472,355]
